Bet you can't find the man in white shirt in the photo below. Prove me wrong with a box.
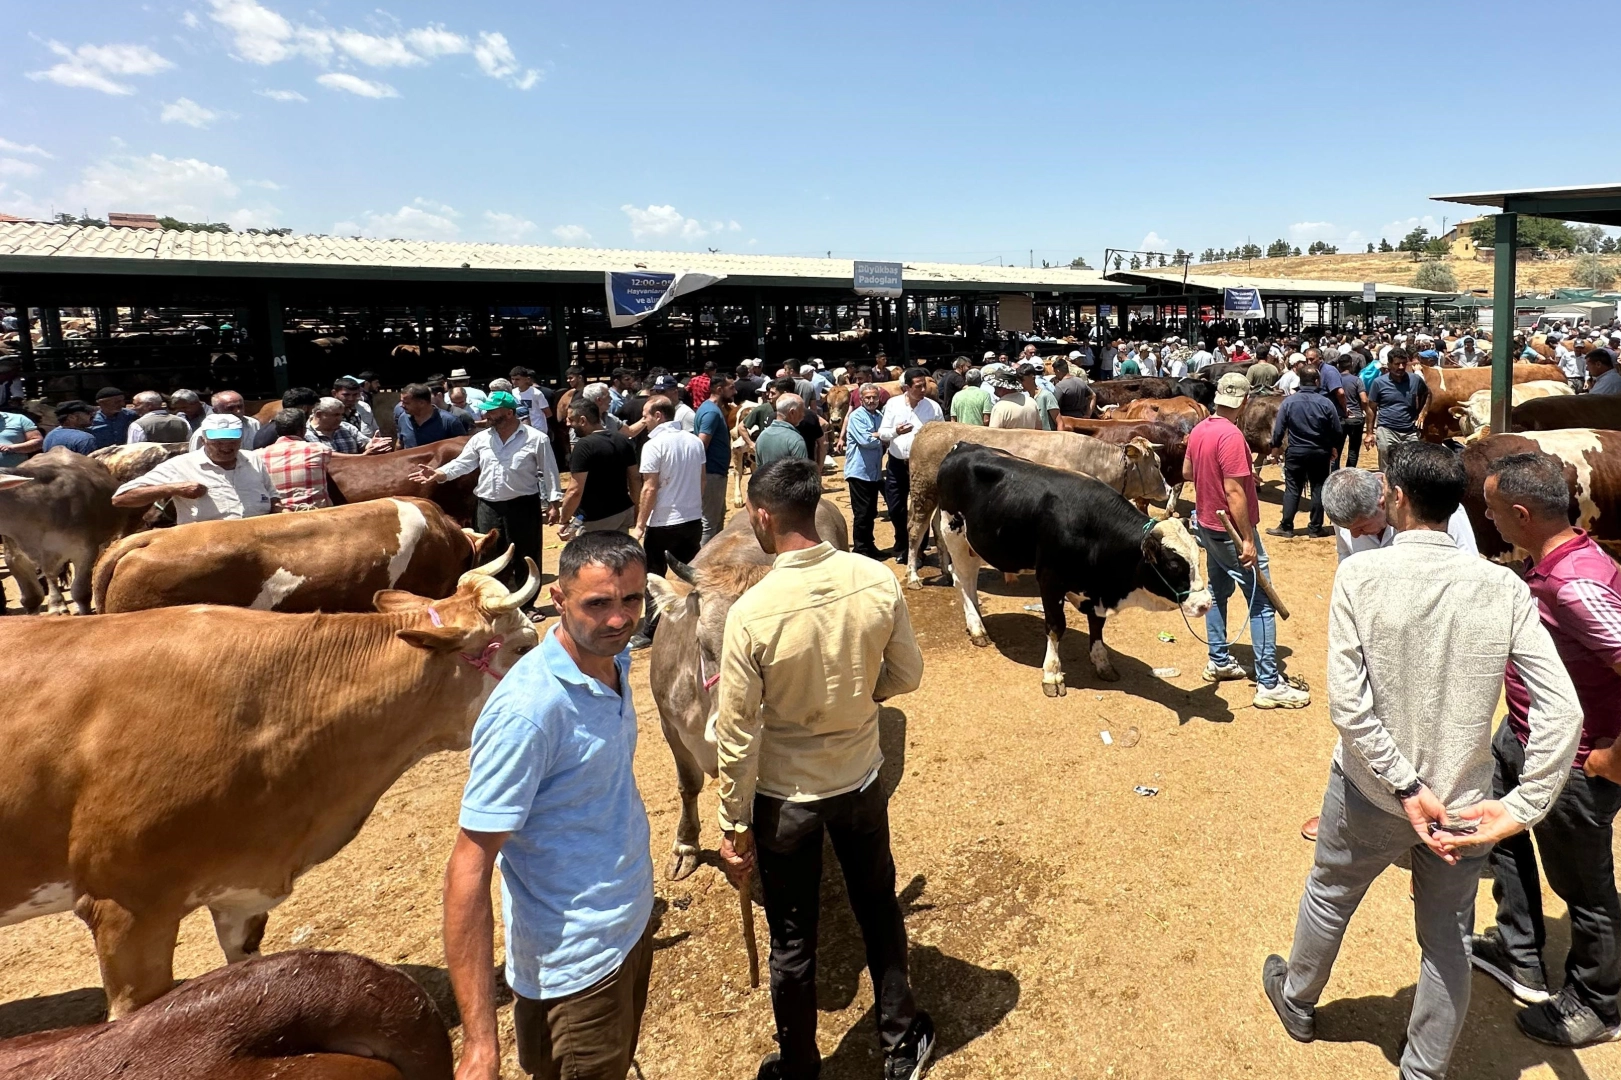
[1188,345,1214,373]
[412,390,561,610]
[509,366,552,433]
[1276,354,1306,396]
[633,396,706,577]
[1323,465,1478,560]
[877,366,943,563]
[112,414,281,523]
[1555,340,1586,390]
[649,375,696,431]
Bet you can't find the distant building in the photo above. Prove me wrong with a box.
[1439,217,1485,259]
[107,213,161,230]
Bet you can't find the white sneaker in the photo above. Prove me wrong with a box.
[1254,682,1311,709]
[1202,660,1248,682]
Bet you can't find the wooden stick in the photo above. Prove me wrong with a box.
[1216,509,1291,620]
[739,870,760,989]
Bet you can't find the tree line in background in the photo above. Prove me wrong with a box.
[1195,221,1618,264]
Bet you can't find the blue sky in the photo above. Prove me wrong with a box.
[4,1,1616,264]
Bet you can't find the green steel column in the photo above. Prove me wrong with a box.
[898,293,910,365]
[265,288,289,394]
[1490,213,1518,434]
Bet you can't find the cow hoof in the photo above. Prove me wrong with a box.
[968,631,991,648]
[732,499,744,509]
[1043,679,1066,698]
[667,849,700,881]
[906,574,924,590]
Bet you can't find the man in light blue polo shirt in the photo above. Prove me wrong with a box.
[443,530,654,1080]
[843,382,887,559]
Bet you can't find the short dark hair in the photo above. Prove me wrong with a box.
[747,458,822,527]
[1487,451,1571,522]
[1298,365,1321,388]
[903,367,929,386]
[646,396,676,422]
[509,366,536,380]
[566,365,583,377]
[401,382,434,404]
[283,386,320,409]
[568,398,601,424]
[332,377,360,391]
[1587,348,1616,370]
[558,530,646,583]
[612,366,635,381]
[1386,441,1465,525]
[1052,358,1070,375]
[273,408,308,437]
[703,360,717,373]
[770,377,797,395]
[357,370,380,382]
[735,362,753,378]
[1387,348,1410,365]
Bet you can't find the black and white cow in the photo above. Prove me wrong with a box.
[935,443,1212,696]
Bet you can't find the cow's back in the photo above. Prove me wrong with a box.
[1514,393,1621,433]
[326,437,476,523]
[98,497,471,613]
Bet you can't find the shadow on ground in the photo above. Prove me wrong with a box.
[0,987,106,1039]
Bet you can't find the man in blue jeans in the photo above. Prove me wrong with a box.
[1184,373,1310,709]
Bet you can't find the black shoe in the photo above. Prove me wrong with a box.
[885,1011,935,1080]
[1305,528,1331,538]
[1262,955,1315,1042]
[1265,527,1295,539]
[1515,986,1621,1048]
[755,1051,819,1080]
[1468,931,1550,1004]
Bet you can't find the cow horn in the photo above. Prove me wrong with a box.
[489,557,541,611]
[666,556,699,586]
[1146,442,1165,450]
[463,543,515,583]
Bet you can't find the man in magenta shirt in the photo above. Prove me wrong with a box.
[1183,373,1309,709]
[1471,451,1621,1048]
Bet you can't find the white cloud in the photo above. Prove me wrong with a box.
[1139,231,1170,252]
[406,25,470,57]
[181,11,201,29]
[621,203,738,243]
[29,41,174,95]
[205,2,537,88]
[343,199,461,240]
[0,182,52,221]
[317,72,398,99]
[1288,221,1338,242]
[161,97,220,127]
[224,206,282,231]
[331,30,422,68]
[257,88,306,102]
[551,223,591,244]
[66,152,238,219]
[0,159,42,179]
[0,139,51,158]
[482,211,536,241]
[245,178,280,189]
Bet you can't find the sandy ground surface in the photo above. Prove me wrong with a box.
[1188,251,1616,296]
[2,461,1619,1080]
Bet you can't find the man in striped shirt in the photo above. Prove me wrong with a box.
[260,408,332,509]
[1470,451,1621,1048]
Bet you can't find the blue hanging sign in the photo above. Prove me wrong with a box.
[605,270,724,328]
[1223,286,1264,320]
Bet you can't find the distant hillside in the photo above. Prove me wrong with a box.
[1182,251,1615,294]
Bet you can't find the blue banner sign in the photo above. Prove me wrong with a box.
[604,269,724,328]
[854,260,904,298]
[1223,286,1264,320]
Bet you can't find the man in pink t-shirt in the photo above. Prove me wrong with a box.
[1183,373,1308,709]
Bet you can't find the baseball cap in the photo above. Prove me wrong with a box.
[479,390,520,412]
[199,414,245,440]
[650,374,679,392]
[1214,373,1249,408]
[1016,359,1044,377]
[1069,350,1083,360]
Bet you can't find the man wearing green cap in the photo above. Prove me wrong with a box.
[413,391,562,607]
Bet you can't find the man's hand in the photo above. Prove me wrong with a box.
[1584,739,1621,783]
[1237,536,1257,568]
[454,1040,501,1080]
[544,502,561,527]
[1363,432,1376,449]
[1399,785,1460,864]
[363,436,393,455]
[634,525,647,543]
[173,482,208,499]
[719,829,755,888]
[895,422,914,435]
[1439,799,1525,853]
[408,464,439,485]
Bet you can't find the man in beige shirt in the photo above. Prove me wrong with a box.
[983,364,1042,429]
[715,458,930,1080]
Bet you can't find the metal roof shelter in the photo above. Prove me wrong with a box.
[1433,182,1621,430]
[0,223,1143,395]
[1103,268,1454,334]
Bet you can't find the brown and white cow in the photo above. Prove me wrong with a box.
[902,423,1168,589]
[1449,380,1573,437]
[93,497,501,613]
[326,435,477,524]
[1461,429,1621,561]
[1415,362,1566,441]
[0,554,540,1017]
[644,502,849,880]
[0,448,143,615]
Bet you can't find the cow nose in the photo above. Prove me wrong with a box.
[1184,591,1213,618]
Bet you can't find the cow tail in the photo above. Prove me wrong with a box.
[90,530,158,613]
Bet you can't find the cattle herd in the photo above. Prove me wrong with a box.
[4,318,1621,1077]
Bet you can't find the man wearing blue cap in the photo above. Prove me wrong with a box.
[414,390,562,606]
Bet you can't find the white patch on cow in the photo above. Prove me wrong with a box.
[386,497,429,586]
[1524,429,1606,534]
[1147,518,1213,616]
[250,567,308,610]
[1094,587,1175,618]
[0,882,73,927]
[939,514,990,646]
[185,885,284,911]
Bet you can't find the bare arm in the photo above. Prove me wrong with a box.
[442,828,509,1080]
[560,472,588,522]
[627,464,643,506]
[635,470,662,533]
[112,481,205,508]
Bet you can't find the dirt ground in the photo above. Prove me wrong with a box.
[2,461,1620,1080]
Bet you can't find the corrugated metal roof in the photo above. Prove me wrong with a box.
[1108,268,1453,298]
[0,222,1138,294]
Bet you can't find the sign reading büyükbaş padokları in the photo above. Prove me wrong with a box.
[604,270,725,328]
[1223,286,1264,320]
[853,261,904,298]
